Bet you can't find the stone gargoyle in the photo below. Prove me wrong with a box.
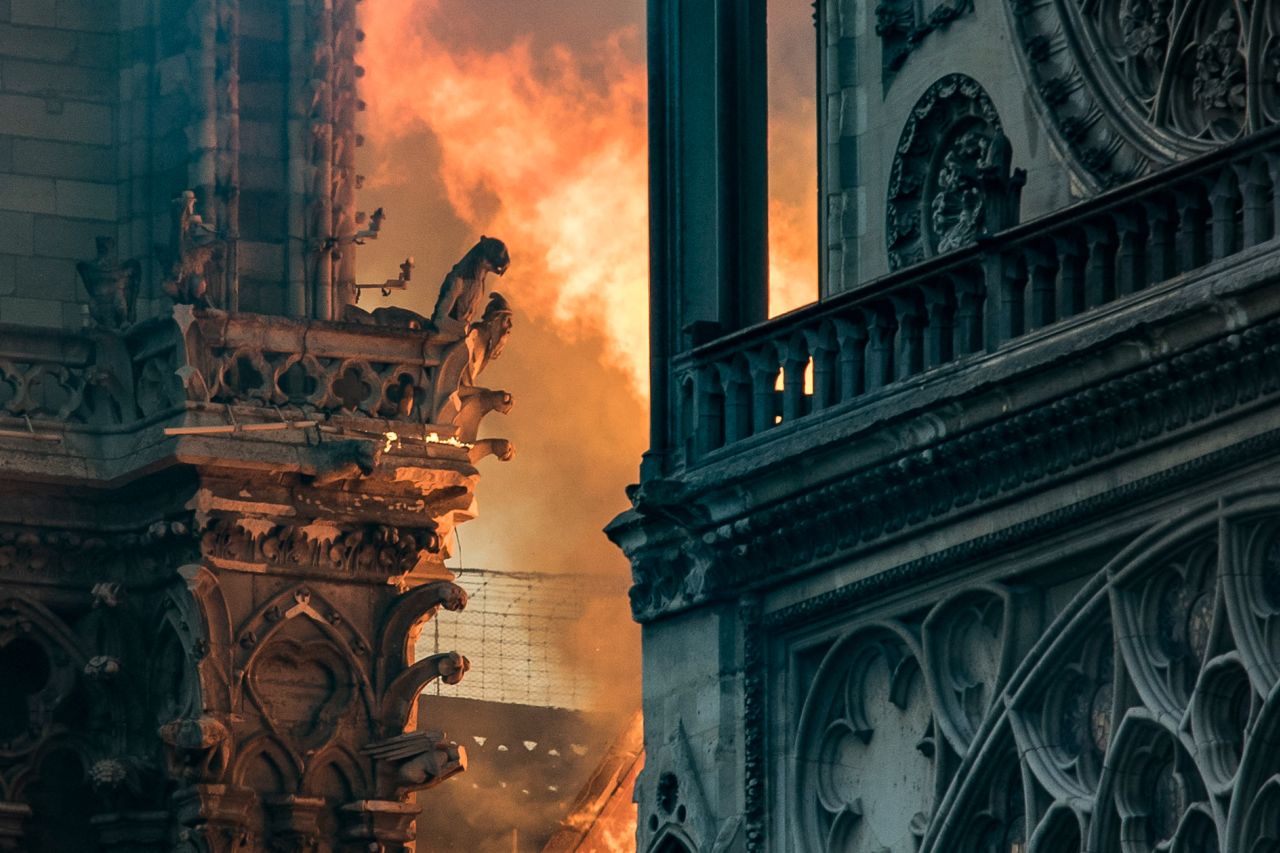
[363,731,468,799]
[76,236,141,330]
[157,190,223,308]
[380,650,470,734]
[342,235,509,333]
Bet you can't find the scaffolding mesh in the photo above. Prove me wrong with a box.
[415,568,624,710]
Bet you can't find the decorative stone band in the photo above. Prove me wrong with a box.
[629,313,1280,621]
[0,304,489,437]
[672,124,1280,468]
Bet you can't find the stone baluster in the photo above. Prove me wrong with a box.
[1141,198,1176,284]
[865,307,897,390]
[781,338,809,423]
[981,250,1019,349]
[719,359,752,444]
[1208,169,1240,261]
[748,347,780,434]
[1113,210,1146,296]
[1266,152,1280,243]
[888,292,924,381]
[1173,184,1208,272]
[1082,220,1117,309]
[921,282,955,368]
[1052,231,1086,318]
[805,326,838,411]
[1233,156,1273,248]
[694,364,725,456]
[1025,243,1058,330]
[833,316,867,402]
[951,273,985,356]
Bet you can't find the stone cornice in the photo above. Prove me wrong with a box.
[616,307,1280,622]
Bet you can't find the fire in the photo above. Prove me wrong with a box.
[359,0,821,397]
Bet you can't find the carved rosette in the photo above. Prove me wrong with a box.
[1006,0,1279,190]
[886,75,1020,270]
[791,492,1280,851]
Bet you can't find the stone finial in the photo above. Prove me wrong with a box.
[75,236,141,330]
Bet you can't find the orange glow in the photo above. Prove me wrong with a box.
[361,0,821,393]
[360,0,651,395]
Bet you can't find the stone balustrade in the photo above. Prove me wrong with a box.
[0,306,479,434]
[677,125,1280,463]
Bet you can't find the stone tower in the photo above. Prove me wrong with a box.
[0,2,514,850]
[611,1,1280,851]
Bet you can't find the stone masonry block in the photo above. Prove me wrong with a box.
[0,1,11,23]
[11,137,113,181]
[0,23,76,63]
[31,213,109,260]
[0,209,32,254]
[72,32,116,69]
[0,93,111,145]
[0,254,15,295]
[2,59,116,100]
[0,135,11,172]
[55,179,115,220]
[10,0,54,27]
[0,295,64,327]
[16,255,77,301]
[0,173,54,213]
[55,0,117,33]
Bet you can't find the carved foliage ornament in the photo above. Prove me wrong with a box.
[792,495,1280,851]
[1007,0,1280,189]
[886,75,1025,270]
[875,0,976,91]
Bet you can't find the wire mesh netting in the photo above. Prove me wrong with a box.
[415,568,624,710]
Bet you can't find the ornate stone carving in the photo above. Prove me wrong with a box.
[1005,0,1280,189]
[200,516,440,578]
[875,0,974,91]
[886,75,1024,270]
[785,497,1280,850]
[157,191,224,308]
[75,237,141,330]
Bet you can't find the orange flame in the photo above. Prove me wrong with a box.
[360,0,820,396]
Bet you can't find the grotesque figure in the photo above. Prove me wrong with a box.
[363,732,467,799]
[76,236,141,330]
[157,191,222,308]
[429,235,510,337]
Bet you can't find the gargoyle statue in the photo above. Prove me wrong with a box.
[157,190,223,307]
[363,731,468,799]
[431,235,509,337]
[341,236,509,332]
[977,131,1026,238]
[76,236,141,330]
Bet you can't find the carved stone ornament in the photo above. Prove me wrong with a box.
[75,236,141,330]
[156,190,224,308]
[886,74,1025,270]
[1006,0,1280,189]
[788,495,1280,850]
[875,0,975,91]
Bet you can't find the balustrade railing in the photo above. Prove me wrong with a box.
[677,126,1280,463]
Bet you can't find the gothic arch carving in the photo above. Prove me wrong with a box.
[885,75,1024,270]
[793,488,1280,851]
[1004,0,1279,190]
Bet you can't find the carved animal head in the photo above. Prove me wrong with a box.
[472,235,510,276]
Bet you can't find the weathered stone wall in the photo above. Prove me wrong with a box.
[0,0,122,329]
